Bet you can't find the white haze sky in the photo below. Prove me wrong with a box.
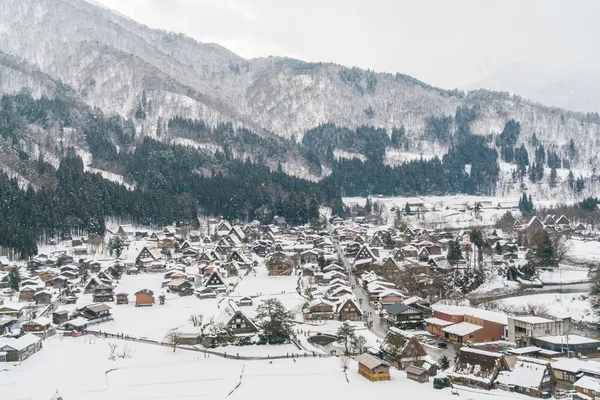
[94,0,599,90]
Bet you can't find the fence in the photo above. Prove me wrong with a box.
[85,329,328,361]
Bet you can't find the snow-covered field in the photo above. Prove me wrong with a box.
[490,293,597,324]
[566,239,600,265]
[538,267,590,284]
[0,335,533,400]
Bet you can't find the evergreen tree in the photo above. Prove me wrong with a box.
[568,170,575,189]
[318,255,326,271]
[391,126,405,147]
[8,268,21,291]
[446,240,462,267]
[365,198,372,213]
[549,167,557,188]
[108,236,124,259]
[255,298,293,342]
[569,139,576,158]
[439,355,450,370]
[576,177,585,193]
[404,203,411,216]
[336,322,357,356]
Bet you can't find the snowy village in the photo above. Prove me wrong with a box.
[0,195,599,400]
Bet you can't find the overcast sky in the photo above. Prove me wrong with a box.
[94,0,599,89]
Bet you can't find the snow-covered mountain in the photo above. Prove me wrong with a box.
[1,0,600,173]
[463,62,600,115]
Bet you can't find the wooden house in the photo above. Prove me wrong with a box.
[167,279,194,296]
[135,289,154,307]
[22,317,52,333]
[266,254,295,276]
[448,348,510,390]
[52,276,69,289]
[204,271,226,289]
[197,287,217,299]
[496,357,556,397]
[33,290,52,305]
[0,333,42,362]
[80,304,112,320]
[83,277,103,293]
[238,297,253,307]
[63,317,88,333]
[406,365,429,383]
[356,353,391,382]
[19,287,36,302]
[336,297,362,321]
[575,376,600,400]
[116,293,129,305]
[381,332,428,370]
[225,311,259,336]
[92,285,115,303]
[355,245,376,261]
[303,298,335,320]
[0,304,24,318]
[385,303,423,327]
[52,310,69,325]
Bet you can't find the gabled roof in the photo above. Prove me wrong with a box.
[0,333,41,351]
[355,353,388,369]
[386,302,421,316]
[496,357,552,390]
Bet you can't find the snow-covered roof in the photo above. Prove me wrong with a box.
[424,317,454,327]
[537,334,599,345]
[496,358,550,390]
[507,346,542,355]
[64,317,89,327]
[511,316,555,324]
[442,322,482,336]
[552,358,600,375]
[432,304,508,325]
[0,333,41,351]
[575,376,600,392]
[355,353,388,369]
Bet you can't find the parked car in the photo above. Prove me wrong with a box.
[437,341,448,349]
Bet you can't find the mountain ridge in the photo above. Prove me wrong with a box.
[1,0,600,176]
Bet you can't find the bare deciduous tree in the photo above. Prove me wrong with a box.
[339,355,351,372]
[164,331,181,352]
[118,345,133,359]
[190,314,204,327]
[108,342,118,360]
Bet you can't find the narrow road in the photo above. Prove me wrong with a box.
[327,218,387,339]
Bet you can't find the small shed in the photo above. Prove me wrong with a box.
[355,352,391,382]
[406,365,429,383]
[238,297,253,307]
[34,290,52,305]
[135,289,154,307]
[53,310,69,325]
[197,287,216,299]
[116,293,129,305]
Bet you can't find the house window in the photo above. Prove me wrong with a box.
[469,335,474,338]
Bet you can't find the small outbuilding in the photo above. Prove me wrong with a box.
[116,293,129,305]
[406,365,429,383]
[355,352,391,382]
[135,289,154,307]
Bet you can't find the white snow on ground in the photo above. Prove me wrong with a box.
[171,137,223,153]
[567,239,600,264]
[471,272,520,294]
[86,166,135,190]
[0,335,533,400]
[334,149,367,162]
[491,293,597,323]
[538,267,590,284]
